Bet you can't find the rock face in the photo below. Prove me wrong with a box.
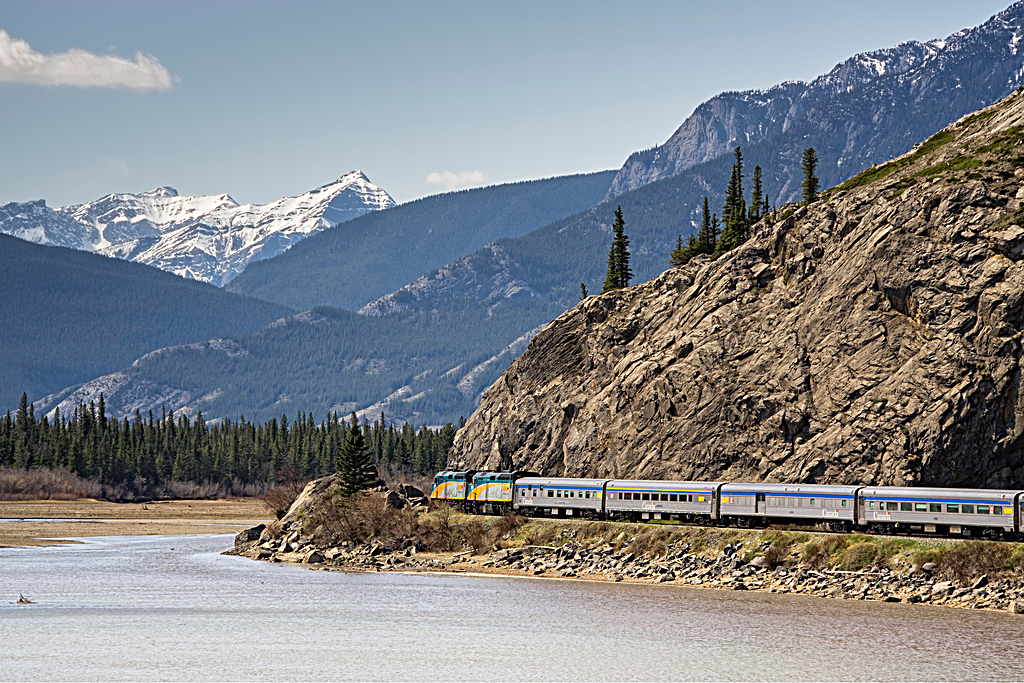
[450,90,1024,489]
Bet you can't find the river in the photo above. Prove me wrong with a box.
[2,534,1023,681]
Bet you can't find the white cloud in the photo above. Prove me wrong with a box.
[0,30,173,90]
[424,170,488,190]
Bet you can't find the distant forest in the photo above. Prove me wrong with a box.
[0,393,458,500]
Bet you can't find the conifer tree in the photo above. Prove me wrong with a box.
[714,148,751,258]
[335,412,377,497]
[749,165,764,224]
[802,147,820,203]
[669,234,687,267]
[580,283,588,299]
[697,197,718,255]
[601,206,632,293]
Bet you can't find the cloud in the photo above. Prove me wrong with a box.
[0,30,173,90]
[424,170,488,190]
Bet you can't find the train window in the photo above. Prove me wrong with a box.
[946,504,959,513]
[661,494,669,501]
[900,503,912,512]
[869,501,875,509]
[642,493,650,501]
[585,492,590,499]
[810,499,815,506]
[886,502,898,511]
[993,506,1003,515]
[915,504,928,512]
[547,491,554,498]
[929,504,942,513]
[670,494,678,502]
[962,504,974,513]
[978,506,990,515]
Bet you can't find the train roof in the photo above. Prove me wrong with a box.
[607,479,722,489]
[720,482,861,494]
[858,486,1024,499]
[516,477,610,487]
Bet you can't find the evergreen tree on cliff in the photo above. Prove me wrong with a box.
[335,412,377,497]
[749,165,764,223]
[714,147,750,258]
[669,234,688,267]
[802,147,820,203]
[697,197,718,255]
[602,206,632,293]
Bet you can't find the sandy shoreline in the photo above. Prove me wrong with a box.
[0,499,273,547]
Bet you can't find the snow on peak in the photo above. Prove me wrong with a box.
[0,172,395,286]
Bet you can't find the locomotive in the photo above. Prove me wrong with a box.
[431,470,1024,540]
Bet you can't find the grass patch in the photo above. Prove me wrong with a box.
[836,129,956,192]
[978,126,1024,156]
[914,541,1024,583]
[912,155,982,179]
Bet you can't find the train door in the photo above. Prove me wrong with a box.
[756,492,765,516]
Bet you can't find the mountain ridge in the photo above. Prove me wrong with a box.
[0,170,394,286]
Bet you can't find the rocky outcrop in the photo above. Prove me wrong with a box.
[450,89,1024,489]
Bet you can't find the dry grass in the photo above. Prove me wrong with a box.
[916,541,1024,583]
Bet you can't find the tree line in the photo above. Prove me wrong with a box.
[0,392,460,497]
[669,145,819,266]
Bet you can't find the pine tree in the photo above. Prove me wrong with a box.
[802,147,820,203]
[715,147,750,258]
[601,206,631,293]
[669,234,687,267]
[580,283,588,299]
[697,197,718,255]
[335,412,377,497]
[749,165,763,224]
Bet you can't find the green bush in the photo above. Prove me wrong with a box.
[841,542,877,571]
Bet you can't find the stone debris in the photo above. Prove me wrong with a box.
[230,520,1024,615]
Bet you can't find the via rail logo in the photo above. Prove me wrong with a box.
[872,512,892,521]
[822,509,841,518]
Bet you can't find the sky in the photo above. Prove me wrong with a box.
[0,1,1016,208]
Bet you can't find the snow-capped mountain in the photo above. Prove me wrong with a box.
[0,171,395,285]
[607,1,1024,197]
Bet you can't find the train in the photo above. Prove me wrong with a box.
[430,470,1024,540]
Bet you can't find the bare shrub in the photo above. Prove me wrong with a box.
[0,467,103,501]
[259,465,311,514]
[763,542,792,569]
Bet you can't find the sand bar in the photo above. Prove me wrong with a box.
[0,499,272,547]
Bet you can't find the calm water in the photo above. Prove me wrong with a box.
[2,534,1024,681]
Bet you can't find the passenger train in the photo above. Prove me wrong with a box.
[430,470,1024,540]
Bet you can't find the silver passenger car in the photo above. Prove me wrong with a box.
[857,486,1022,538]
[719,483,860,529]
[605,480,721,521]
[513,477,609,518]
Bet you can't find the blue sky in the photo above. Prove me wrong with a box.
[0,1,1014,207]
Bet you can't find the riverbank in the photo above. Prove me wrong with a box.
[232,507,1024,615]
[0,499,272,546]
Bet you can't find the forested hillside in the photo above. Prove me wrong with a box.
[32,300,564,427]
[0,235,292,411]
[1,395,457,500]
[227,171,616,311]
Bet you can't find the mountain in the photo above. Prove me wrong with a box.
[226,171,617,311]
[449,88,1024,489]
[608,2,1024,201]
[0,235,292,411]
[0,171,394,286]
[32,302,558,427]
[364,2,1024,335]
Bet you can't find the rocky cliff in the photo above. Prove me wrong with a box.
[450,89,1024,489]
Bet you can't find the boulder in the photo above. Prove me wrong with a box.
[234,524,266,548]
[304,550,324,564]
[384,490,407,509]
[1009,600,1024,614]
[398,484,425,499]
